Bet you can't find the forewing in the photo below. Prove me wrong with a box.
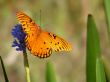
[16,11,41,34]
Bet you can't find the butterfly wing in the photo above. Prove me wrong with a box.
[16,11,52,58]
[25,33,52,58]
[25,31,71,58]
[42,31,71,51]
[16,11,41,34]
[16,11,71,58]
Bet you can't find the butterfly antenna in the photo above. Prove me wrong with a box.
[40,10,42,27]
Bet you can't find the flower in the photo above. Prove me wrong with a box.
[11,24,26,51]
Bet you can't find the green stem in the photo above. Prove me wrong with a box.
[23,50,31,82]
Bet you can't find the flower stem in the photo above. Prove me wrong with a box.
[23,50,31,82]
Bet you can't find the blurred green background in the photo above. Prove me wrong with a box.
[0,0,109,82]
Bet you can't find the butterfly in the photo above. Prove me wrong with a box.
[16,11,72,58]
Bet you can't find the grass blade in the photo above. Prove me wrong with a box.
[0,56,9,82]
[104,0,110,39]
[86,14,101,82]
[96,58,106,82]
[45,61,57,82]
[103,56,110,82]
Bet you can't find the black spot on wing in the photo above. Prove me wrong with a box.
[48,33,56,39]
[48,33,51,36]
[57,49,59,51]
[29,19,32,22]
[55,42,60,45]
[53,34,56,39]
[44,42,46,44]
[59,47,62,50]
[55,43,57,45]
[22,24,25,26]
[55,49,59,52]
[47,48,49,50]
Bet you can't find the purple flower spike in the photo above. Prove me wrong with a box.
[11,24,26,51]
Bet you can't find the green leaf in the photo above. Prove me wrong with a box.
[0,56,9,82]
[86,14,101,82]
[96,58,106,82]
[102,56,110,82]
[45,61,57,82]
[104,0,110,39]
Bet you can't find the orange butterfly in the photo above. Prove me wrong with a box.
[16,11,71,58]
